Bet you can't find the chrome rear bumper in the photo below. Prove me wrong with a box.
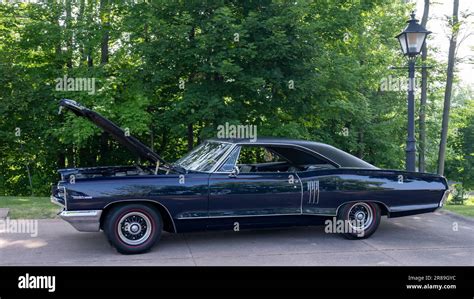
[60,210,102,232]
[439,189,450,207]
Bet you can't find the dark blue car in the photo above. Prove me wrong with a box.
[51,100,449,254]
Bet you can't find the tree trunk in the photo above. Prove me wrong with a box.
[78,0,87,65]
[150,129,154,152]
[144,23,149,43]
[159,131,168,154]
[186,26,196,151]
[53,1,63,69]
[54,1,66,167]
[419,0,430,173]
[100,0,109,65]
[87,0,94,67]
[197,121,202,145]
[87,51,94,67]
[99,132,109,164]
[57,153,66,169]
[187,124,194,151]
[66,145,74,168]
[438,0,459,175]
[65,0,73,68]
[357,131,364,159]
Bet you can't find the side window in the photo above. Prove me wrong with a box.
[217,147,240,172]
[301,163,336,171]
[267,146,337,172]
[237,146,289,173]
[238,146,283,165]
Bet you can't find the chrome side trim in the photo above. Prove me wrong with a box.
[294,172,303,214]
[177,211,334,220]
[71,195,93,200]
[60,210,102,232]
[102,199,177,233]
[303,212,334,216]
[308,181,312,204]
[316,181,320,204]
[306,180,319,204]
[390,203,439,212]
[177,213,302,220]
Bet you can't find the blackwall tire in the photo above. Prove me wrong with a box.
[337,201,381,239]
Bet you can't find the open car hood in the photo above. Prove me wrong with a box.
[59,99,173,169]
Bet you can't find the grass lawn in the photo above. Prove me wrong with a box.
[443,196,474,218]
[0,196,60,219]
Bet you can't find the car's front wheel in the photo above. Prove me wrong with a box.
[103,204,162,254]
[337,201,381,239]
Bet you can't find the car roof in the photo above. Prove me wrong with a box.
[207,137,377,169]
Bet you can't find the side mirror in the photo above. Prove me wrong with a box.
[228,165,240,178]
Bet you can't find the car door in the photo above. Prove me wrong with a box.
[207,145,302,229]
[297,168,340,216]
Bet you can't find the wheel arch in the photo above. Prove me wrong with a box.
[336,200,390,217]
[100,199,177,233]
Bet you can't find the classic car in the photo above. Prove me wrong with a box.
[51,99,449,254]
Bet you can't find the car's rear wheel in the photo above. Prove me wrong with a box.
[104,204,162,254]
[337,201,381,239]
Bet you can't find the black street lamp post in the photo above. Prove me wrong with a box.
[395,12,431,172]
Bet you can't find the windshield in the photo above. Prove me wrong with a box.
[174,141,233,172]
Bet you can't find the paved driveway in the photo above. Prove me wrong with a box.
[0,211,473,266]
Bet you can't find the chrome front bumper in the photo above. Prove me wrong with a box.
[59,210,102,232]
[50,195,65,208]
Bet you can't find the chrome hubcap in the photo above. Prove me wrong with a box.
[129,223,141,234]
[355,212,365,221]
[117,212,152,246]
[348,203,374,232]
